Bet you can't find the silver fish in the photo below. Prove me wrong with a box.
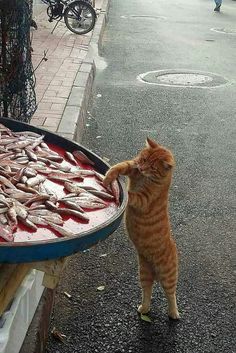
[27,215,47,226]
[61,200,84,213]
[0,175,17,189]
[110,180,120,205]
[23,167,37,178]
[72,200,106,209]
[47,222,75,237]
[65,151,77,164]
[19,217,37,231]
[25,148,38,162]
[49,160,71,173]
[26,175,46,187]
[7,207,18,225]
[64,182,85,194]
[72,150,95,166]
[16,183,39,194]
[57,208,89,222]
[14,201,28,219]
[86,190,114,201]
[0,214,8,225]
[0,225,14,242]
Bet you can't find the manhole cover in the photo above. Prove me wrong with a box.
[137,70,228,88]
[120,15,166,20]
[211,28,236,35]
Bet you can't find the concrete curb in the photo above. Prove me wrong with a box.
[58,0,110,142]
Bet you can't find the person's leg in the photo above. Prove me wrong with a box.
[214,0,222,11]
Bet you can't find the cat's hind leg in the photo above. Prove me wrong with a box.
[165,291,180,320]
[162,284,180,320]
[137,255,154,314]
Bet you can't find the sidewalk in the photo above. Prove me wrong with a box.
[31,0,108,141]
[18,3,109,353]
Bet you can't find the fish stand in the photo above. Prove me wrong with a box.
[0,118,127,353]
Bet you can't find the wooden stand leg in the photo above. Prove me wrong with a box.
[30,257,68,289]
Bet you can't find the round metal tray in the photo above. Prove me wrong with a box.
[0,117,128,264]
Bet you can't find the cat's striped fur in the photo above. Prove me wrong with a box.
[103,137,179,319]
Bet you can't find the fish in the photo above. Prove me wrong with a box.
[94,171,105,182]
[14,201,28,219]
[0,225,14,242]
[26,175,46,187]
[7,139,32,150]
[47,171,83,181]
[14,131,42,138]
[60,200,84,213]
[45,200,58,211]
[64,151,77,164]
[47,222,75,237]
[71,200,106,210]
[56,208,89,222]
[24,194,50,207]
[0,207,9,214]
[19,217,38,231]
[64,182,85,194]
[23,167,37,178]
[110,180,120,205]
[25,148,38,162]
[78,170,95,176]
[40,142,50,150]
[7,207,18,226]
[0,213,8,225]
[27,215,47,226]
[72,150,95,166]
[0,175,17,189]
[86,190,114,201]
[20,176,28,184]
[41,215,64,225]
[16,183,39,194]
[49,160,71,173]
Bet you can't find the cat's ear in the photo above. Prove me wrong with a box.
[146,137,159,149]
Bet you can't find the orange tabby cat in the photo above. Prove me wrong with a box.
[103,137,179,319]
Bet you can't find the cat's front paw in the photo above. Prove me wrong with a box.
[103,168,118,187]
[137,304,150,314]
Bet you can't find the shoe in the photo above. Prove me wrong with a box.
[214,4,221,11]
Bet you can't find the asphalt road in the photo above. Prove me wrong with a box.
[46,0,236,352]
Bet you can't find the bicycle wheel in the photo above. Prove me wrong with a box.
[64,0,96,35]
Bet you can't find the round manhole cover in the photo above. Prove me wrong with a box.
[137,70,228,88]
[120,15,166,20]
[211,28,236,35]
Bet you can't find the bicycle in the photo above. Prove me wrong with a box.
[41,0,96,35]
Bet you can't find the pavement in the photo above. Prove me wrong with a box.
[44,0,236,352]
[18,0,236,353]
[31,0,108,141]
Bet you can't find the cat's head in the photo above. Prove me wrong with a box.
[134,137,175,180]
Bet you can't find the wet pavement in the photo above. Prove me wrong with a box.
[46,0,236,352]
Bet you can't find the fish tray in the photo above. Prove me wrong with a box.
[0,117,128,264]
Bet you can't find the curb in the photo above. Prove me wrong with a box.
[58,0,110,142]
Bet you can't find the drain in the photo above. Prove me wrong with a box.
[120,15,166,20]
[211,28,236,35]
[137,69,228,88]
